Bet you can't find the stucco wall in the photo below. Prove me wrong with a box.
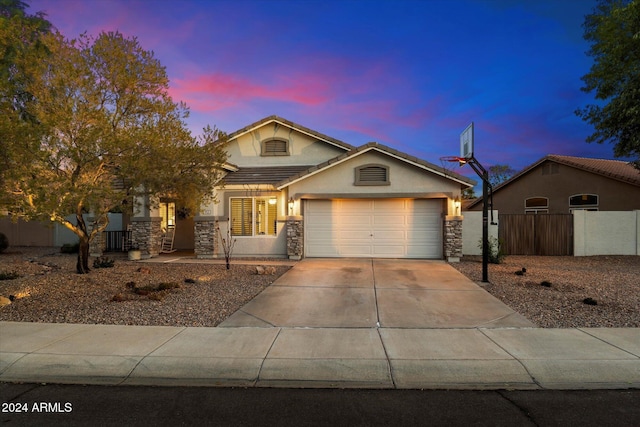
[225,124,346,167]
[215,219,287,257]
[288,151,461,198]
[469,161,640,214]
[461,211,499,256]
[573,210,640,256]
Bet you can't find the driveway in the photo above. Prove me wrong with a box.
[219,259,534,328]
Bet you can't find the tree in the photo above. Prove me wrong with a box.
[488,164,516,188]
[2,25,227,273]
[576,0,640,169]
[1,0,52,190]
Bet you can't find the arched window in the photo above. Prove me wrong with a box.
[261,139,289,156]
[355,164,390,185]
[569,194,598,211]
[525,197,548,214]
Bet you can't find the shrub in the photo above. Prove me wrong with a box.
[0,233,8,253]
[478,236,505,264]
[0,270,20,280]
[60,243,79,253]
[93,256,115,268]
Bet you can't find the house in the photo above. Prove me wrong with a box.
[119,116,477,260]
[465,155,640,214]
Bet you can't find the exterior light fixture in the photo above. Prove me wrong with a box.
[454,196,461,215]
[288,197,294,214]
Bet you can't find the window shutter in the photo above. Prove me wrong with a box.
[231,198,252,236]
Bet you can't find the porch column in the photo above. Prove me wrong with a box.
[131,217,163,259]
[88,216,105,257]
[194,216,217,259]
[286,215,304,260]
[444,215,463,262]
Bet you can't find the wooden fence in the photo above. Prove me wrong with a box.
[498,214,573,256]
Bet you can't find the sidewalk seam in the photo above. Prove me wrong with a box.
[577,328,640,358]
[119,326,188,385]
[478,328,544,389]
[256,327,283,386]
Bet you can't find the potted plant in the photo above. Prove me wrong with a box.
[128,245,141,261]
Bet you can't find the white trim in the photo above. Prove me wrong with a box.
[230,118,350,151]
[277,145,472,189]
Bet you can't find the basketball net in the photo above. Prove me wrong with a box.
[439,156,468,178]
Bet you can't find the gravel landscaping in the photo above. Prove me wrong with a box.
[450,255,640,328]
[0,248,290,327]
[1,247,638,328]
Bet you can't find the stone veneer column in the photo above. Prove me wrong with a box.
[131,217,163,259]
[194,216,217,259]
[286,215,304,260]
[89,231,105,257]
[444,215,463,262]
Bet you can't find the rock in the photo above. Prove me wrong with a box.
[0,296,11,306]
[195,276,213,284]
[137,267,151,274]
[256,266,276,275]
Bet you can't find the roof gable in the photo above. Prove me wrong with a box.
[466,154,640,209]
[225,115,354,151]
[276,142,476,189]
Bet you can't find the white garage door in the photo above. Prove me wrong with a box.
[304,199,443,258]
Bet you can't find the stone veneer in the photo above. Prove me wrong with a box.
[194,217,217,259]
[131,217,163,259]
[89,232,105,257]
[286,216,304,260]
[444,215,463,262]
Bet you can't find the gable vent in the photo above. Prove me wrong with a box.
[263,139,288,156]
[356,165,389,185]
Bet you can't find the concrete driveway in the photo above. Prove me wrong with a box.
[219,259,534,328]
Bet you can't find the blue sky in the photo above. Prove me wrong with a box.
[28,0,614,177]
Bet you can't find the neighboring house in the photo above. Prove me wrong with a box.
[465,155,640,214]
[129,116,476,260]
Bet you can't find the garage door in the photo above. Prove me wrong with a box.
[304,199,443,258]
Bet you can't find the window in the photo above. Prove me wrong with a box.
[159,201,176,231]
[569,194,598,211]
[355,164,390,185]
[230,197,278,236]
[525,197,548,214]
[261,139,289,156]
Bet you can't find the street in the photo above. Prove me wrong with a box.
[2,383,639,426]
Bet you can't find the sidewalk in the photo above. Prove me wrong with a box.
[1,321,639,389]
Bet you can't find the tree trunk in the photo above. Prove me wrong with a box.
[77,238,90,274]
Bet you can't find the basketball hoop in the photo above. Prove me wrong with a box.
[439,156,467,179]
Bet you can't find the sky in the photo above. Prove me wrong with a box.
[27,0,618,178]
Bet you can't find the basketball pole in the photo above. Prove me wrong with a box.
[466,156,491,283]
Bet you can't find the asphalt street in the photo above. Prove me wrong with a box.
[1,383,639,426]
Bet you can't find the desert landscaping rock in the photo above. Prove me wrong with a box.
[0,248,289,327]
[451,255,639,328]
[1,248,638,328]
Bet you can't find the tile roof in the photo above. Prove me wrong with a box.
[547,155,640,186]
[465,154,640,209]
[221,166,314,185]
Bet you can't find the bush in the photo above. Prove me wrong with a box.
[0,270,20,280]
[0,233,8,253]
[93,256,115,268]
[478,236,505,264]
[60,243,79,253]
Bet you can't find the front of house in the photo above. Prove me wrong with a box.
[128,116,475,261]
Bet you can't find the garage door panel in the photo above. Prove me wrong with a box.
[305,199,442,259]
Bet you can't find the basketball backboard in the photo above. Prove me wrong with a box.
[460,122,474,160]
